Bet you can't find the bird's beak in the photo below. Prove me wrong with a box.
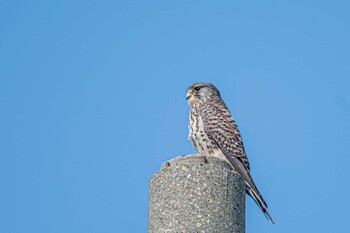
[186,90,193,100]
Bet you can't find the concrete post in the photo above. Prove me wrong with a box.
[148,154,245,233]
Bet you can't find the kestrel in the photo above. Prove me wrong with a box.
[186,82,274,223]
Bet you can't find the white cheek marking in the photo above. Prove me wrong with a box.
[187,96,196,106]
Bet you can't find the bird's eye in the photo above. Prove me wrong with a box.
[194,86,201,91]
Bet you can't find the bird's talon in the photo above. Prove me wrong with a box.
[201,156,207,165]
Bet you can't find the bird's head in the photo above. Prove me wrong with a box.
[186,82,221,106]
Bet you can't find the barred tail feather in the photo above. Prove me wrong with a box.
[226,156,275,224]
[246,184,275,224]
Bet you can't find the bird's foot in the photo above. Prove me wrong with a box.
[201,156,207,165]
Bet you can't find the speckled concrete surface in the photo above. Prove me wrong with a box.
[148,154,245,233]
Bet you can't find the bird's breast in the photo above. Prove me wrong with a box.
[188,106,226,161]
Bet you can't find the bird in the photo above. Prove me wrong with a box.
[186,82,274,223]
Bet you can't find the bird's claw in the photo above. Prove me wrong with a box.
[201,156,207,165]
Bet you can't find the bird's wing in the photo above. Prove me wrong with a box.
[200,99,274,223]
[199,99,250,171]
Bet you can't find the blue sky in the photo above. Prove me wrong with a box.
[1,1,349,232]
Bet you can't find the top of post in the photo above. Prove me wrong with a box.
[160,154,233,171]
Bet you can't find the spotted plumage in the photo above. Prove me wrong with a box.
[186,82,274,223]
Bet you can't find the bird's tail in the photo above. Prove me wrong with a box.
[246,179,275,224]
[226,156,274,223]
